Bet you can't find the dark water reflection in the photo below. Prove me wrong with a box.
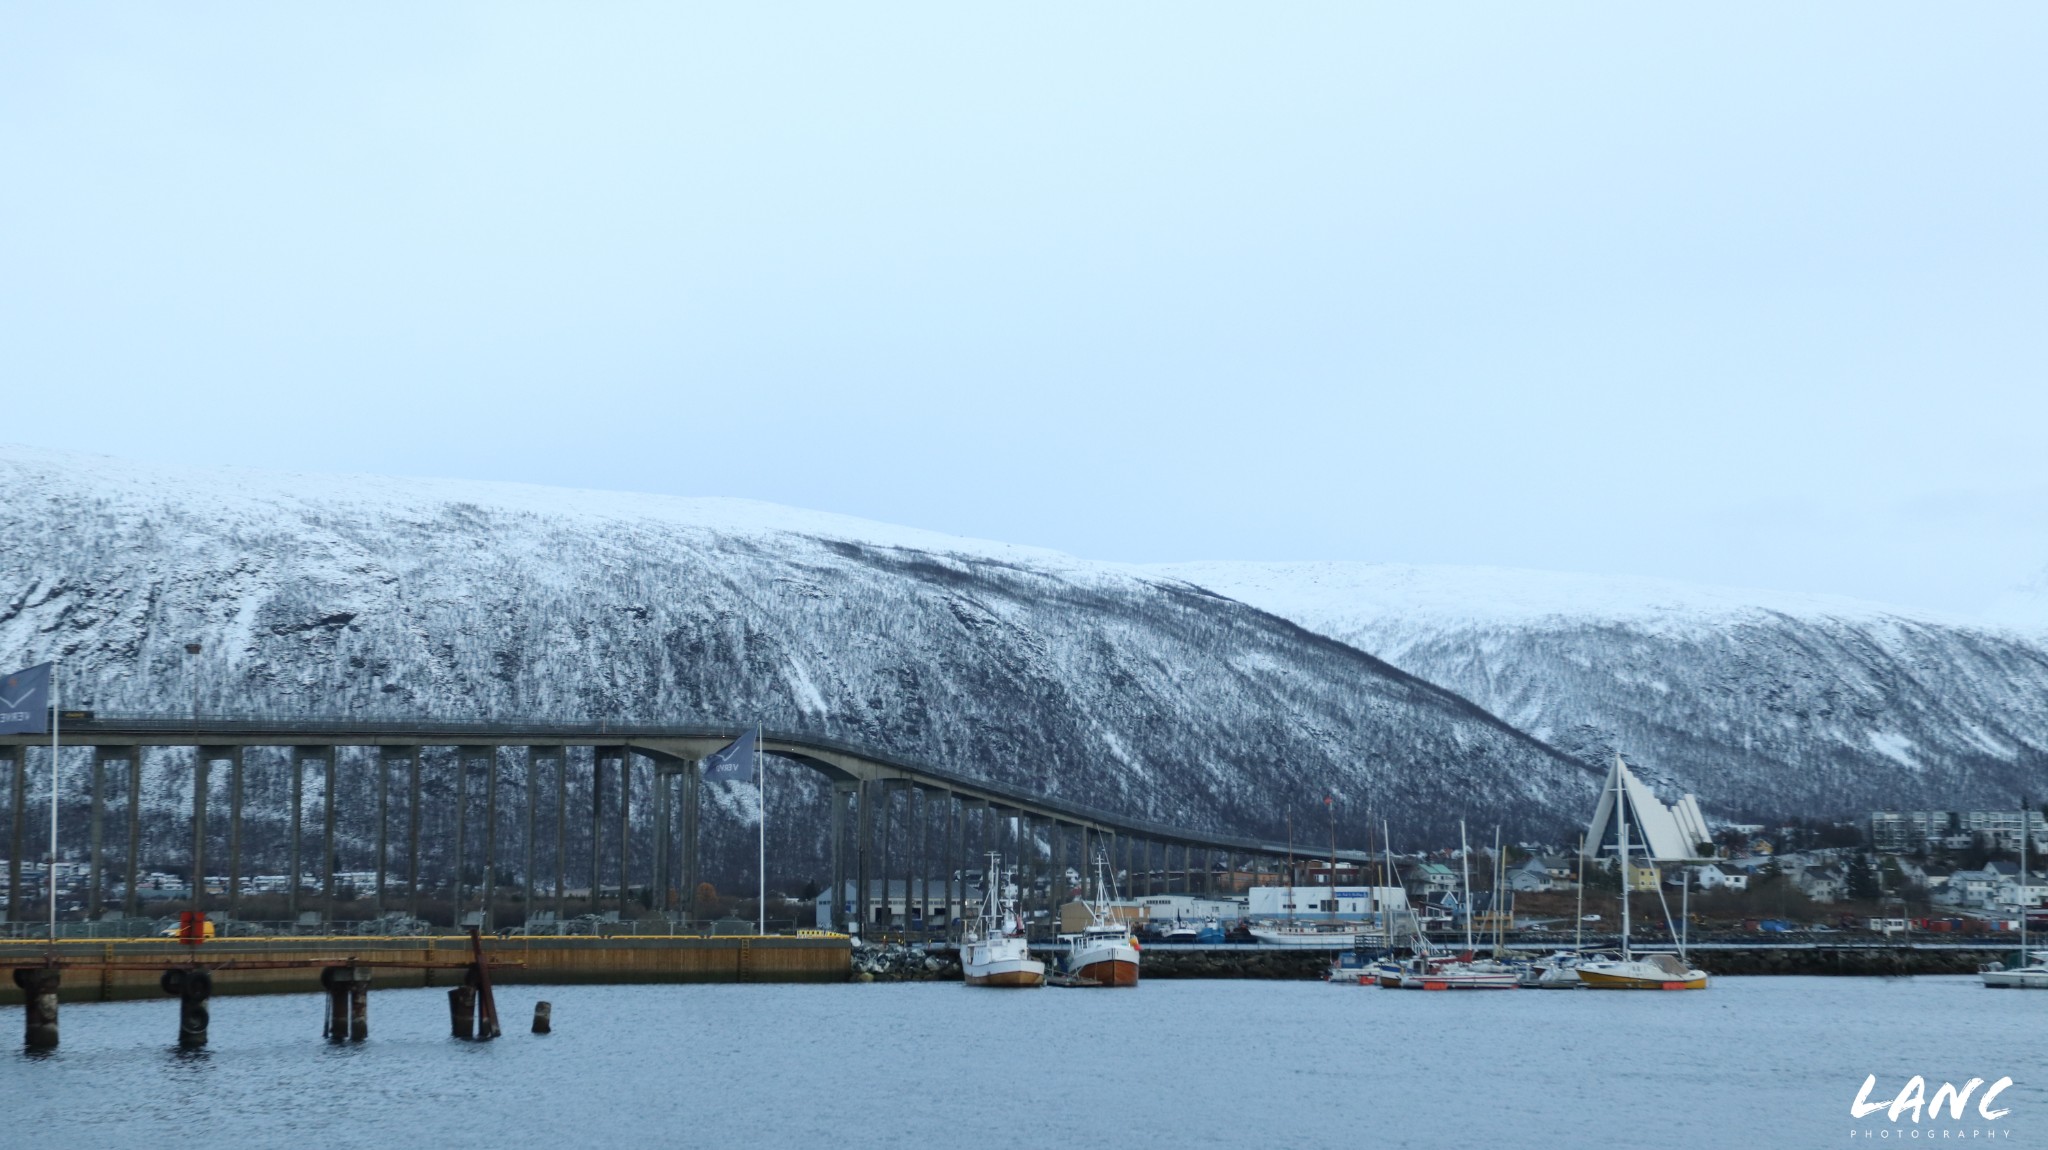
[2,976,2038,1149]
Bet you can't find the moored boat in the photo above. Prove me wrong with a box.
[1058,855,1140,987]
[962,851,1045,988]
[1576,952,1708,990]
[1980,951,2048,989]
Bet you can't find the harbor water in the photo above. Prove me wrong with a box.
[4,975,2039,1149]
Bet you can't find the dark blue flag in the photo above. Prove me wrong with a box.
[0,663,51,735]
[702,728,758,783]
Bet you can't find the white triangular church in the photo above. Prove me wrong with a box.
[1582,753,1714,863]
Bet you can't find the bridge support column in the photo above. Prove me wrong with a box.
[374,745,389,914]
[288,747,317,921]
[88,748,107,920]
[227,747,244,920]
[553,747,570,924]
[5,746,21,924]
[854,779,873,931]
[378,747,418,918]
[616,749,631,917]
[194,746,236,916]
[124,750,143,918]
[1049,821,1065,928]
[320,746,337,914]
[912,786,927,932]
[828,781,849,931]
[589,747,609,919]
[484,746,500,931]
[651,760,668,916]
[524,748,543,925]
[402,747,422,920]
[681,756,699,924]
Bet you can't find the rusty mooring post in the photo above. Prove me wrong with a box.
[531,1000,551,1034]
[160,967,213,1048]
[14,966,59,1050]
[349,977,369,1041]
[320,966,370,1042]
[447,985,477,1039]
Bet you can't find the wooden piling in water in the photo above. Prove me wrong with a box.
[531,1000,551,1034]
[448,985,476,1039]
[15,966,58,1049]
[162,967,212,1048]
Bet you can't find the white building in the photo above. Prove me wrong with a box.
[1248,884,1408,918]
[1130,893,1247,923]
[1693,863,1748,892]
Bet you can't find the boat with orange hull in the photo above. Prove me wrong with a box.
[1057,854,1142,987]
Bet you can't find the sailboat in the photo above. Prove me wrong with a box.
[1981,802,2047,989]
[1575,753,1709,991]
[1387,820,1518,989]
[961,852,1046,988]
[1057,853,1140,986]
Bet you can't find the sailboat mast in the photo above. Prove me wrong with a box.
[1326,797,1337,925]
[1575,834,1585,951]
[1616,755,1631,962]
[1459,819,1473,953]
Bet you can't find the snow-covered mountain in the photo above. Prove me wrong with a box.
[0,446,1595,887]
[1148,561,2048,820]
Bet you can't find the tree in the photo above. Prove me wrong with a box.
[1846,853,1881,902]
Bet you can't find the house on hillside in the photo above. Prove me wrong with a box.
[1507,858,1553,892]
[1693,863,1748,892]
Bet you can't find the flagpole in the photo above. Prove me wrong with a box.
[48,658,59,948]
[756,725,765,936]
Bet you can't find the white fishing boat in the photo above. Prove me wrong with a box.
[961,852,1045,988]
[1058,855,1140,987]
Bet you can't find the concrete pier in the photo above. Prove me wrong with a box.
[1,934,853,1005]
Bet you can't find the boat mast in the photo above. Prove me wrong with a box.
[1575,834,1585,952]
[2022,797,2029,960]
[1459,818,1473,954]
[1285,811,1296,928]
[1615,754,1631,962]
[1492,825,1504,956]
[1326,796,1338,925]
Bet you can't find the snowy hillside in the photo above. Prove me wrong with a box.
[1149,561,2048,819]
[0,446,1595,887]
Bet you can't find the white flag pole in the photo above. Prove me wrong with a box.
[48,659,60,948]
[756,726,765,936]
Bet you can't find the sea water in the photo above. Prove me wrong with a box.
[3,976,2038,1149]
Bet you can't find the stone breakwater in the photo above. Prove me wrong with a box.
[852,943,962,982]
[1693,947,2006,977]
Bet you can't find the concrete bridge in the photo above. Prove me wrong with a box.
[2,717,1374,933]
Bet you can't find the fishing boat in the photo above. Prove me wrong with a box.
[1577,753,1708,991]
[1057,855,1140,987]
[961,852,1045,988]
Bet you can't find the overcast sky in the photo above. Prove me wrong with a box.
[4,5,2044,619]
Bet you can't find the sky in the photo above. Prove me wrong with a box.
[3,5,2045,620]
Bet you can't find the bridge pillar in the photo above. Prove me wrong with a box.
[589,747,611,919]
[651,759,668,916]
[483,746,501,931]
[288,747,322,921]
[523,748,542,926]
[320,746,337,914]
[124,750,143,918]
[551,747,570,924]
[227,746,244,920]
[1049,820,1065,927]
[401,747,422,920]
[829,781,850,930]
[616,748,631,917]
[856,779,875,931]
[88,747,107,920]
[681,755,699,924]
[377,747,418,918]
[193,746,236,916]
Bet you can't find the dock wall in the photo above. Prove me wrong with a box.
[0,934,852,1004]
